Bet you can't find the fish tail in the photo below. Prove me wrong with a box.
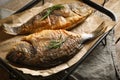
[91,21,107,38]
[81,21,107,43]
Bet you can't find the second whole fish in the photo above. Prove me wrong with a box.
[2,2,92,35]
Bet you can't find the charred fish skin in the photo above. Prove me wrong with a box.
[6,22,106,69]
[6,30,83,69]
[3,2,92,35]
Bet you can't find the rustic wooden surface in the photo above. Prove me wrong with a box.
[0,0,120,80]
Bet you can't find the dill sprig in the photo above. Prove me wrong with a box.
[47,35,67,49]
[41,4,64,20]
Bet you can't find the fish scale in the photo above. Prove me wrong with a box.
[6,22,106,69]
[2,2,92,35]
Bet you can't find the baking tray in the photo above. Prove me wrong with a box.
[0,0,116,80]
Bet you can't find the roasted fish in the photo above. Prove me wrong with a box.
[6,22,106,69]
[2,2,92,35]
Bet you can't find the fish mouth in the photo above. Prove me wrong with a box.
[6,50,26,63]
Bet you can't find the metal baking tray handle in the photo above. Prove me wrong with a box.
[14,0,44,14]
[82,0,116,21]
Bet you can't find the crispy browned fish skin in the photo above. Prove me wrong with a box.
[6,22,106,69]
[3,2,92,35]
[7,30,82,69]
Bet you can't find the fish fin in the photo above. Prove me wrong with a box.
[81,21,107,43]
[91,21,107,38]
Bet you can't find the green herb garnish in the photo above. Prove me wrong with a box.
[47,35,67,49]
[41,4,64,20]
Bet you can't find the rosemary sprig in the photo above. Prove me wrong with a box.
[47,35,67,49]
[41,4,64,20]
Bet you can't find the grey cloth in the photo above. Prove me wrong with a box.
[70,30,118,80]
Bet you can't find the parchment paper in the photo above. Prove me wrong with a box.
[0,1,115,77]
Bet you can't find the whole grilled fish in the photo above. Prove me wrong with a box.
[6,22,106,69]
[2,2,92,35]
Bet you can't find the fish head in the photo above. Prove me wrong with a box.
[6,41,34,63]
